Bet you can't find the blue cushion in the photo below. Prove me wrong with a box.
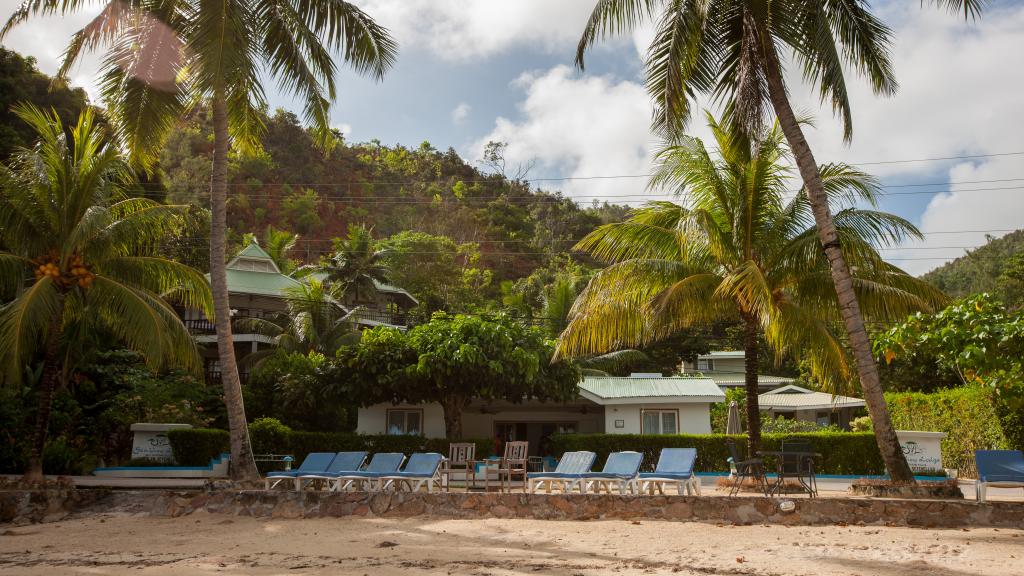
[527,471,584,479]
[653,448,697,475]
[579,472,636,480]
[596,451,643,477]
[266,470,300,478]
[364,452,406,474]
[976,450,1024,482]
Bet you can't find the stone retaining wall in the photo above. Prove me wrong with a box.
[0,489,109,525]
[151,490,1024,529]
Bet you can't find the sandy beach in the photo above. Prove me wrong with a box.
[2,512,1021,575]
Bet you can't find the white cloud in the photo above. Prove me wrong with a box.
[355,0,599,61]
[333,122,353,138]
[0,5,105,98]
[451,102,471,124]
[887,157,1024,275]
[473,66,659,201]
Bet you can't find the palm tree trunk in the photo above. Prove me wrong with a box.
[210,95,259,483]
[742,313,762,456]
[761,44,914,483]
[22,305,64,484]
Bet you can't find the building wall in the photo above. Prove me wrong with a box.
[357,403,447,438]
[603,403,712,435]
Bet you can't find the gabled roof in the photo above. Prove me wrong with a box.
[758,385,866,411]
[579,376,725,405]
[702,372,795,387]
[210,241,303,298]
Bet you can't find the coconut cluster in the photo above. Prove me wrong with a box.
[33,253,95,288]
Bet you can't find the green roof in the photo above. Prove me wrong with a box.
[205,241,302,297]
[579,376,725,405]
[222,268,303,297]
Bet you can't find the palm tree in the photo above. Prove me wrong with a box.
[317,224,392,303]
[575,0,981,482]
[3,0,398,481]
[0,105,212,482]
[242,226,299,274]
[556,113,946,454]
[236,279,361,366]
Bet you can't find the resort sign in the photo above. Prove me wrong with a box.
[895,431,946,474]
[130,423,193,463]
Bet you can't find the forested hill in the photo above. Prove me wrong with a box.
[921,230,1024,308]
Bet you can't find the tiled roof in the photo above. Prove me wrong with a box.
[702,372,795,387]
[222,269,303,298]
[579,376,725,405]
[699,350,745,359]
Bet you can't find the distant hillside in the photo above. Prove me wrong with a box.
[922,230,1024,307]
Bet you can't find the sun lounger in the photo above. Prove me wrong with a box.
[526,451,596,494]
[638,448,700,496]
[329,452,406,492]
[574,451,643,495]
[376,452,445,493]
[264,452,336,490]
[295,451,368,491]
[974,450,1024,502]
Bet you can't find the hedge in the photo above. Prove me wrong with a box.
[548,432,885,475]
[167,428,229,466]
[169,424,491,471]
[886,385,1011,475]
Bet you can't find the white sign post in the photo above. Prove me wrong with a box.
[130,423,193,463]
[896,430,946,474]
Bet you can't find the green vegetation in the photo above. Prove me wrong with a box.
[874,294,1024,451]
[327,314,580,438]
[0,106,212,481]
[884,386,1012,474]
[922,230,1024,309]
[557,114,943,454]
[549,432,884,475]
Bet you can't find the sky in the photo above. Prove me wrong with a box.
[2,0,1023,275]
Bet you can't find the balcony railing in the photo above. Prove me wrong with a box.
[350,308,412,328]
[184,318,216,335]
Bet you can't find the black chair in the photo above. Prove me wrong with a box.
[771,440,818,497]
[726,440,767,496]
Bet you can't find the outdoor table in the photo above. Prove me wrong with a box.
[757,450,821,498]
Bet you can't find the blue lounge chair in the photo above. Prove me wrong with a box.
[575,451,644,495]
[295,451,368,491]
[638,448,700,496]
[377,452,445,493]
[526,451,597,494]
[329,452,406,492]
[264,452,336,490]
[975,450,1024,502]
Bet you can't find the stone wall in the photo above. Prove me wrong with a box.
[0,489,109,525]
[151,490,1024,529]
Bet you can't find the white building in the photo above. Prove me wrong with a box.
[681,350,795,390]
[356,374,725,454]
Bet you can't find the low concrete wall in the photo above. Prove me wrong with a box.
[150,490,1024,529]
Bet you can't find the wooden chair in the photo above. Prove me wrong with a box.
[440,442,477,491]
[497,441,529,492]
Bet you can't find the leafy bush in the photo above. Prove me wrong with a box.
[548,432,884,475]
[249,417,292,455]
[885,386,1011,474]
[761,416,841,434]
[41,436,92,475]
[850,416,873,432]
[167,428,229,466]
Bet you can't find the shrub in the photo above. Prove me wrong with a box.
[168,428,229,466]
[249,417,292,455]
[548,432,884,475]
[885,385,1011,474]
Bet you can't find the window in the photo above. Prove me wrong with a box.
[697,358,714,371]
[386,409,423,435]
[641,409,679,434]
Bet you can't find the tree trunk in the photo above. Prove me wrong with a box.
[22,305,64,484]
[742,313,762,456]
[210,95,260,483]
[761,44,914,483]
[441,396,465,439]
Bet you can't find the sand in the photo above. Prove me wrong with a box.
[1,513,1022,575]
